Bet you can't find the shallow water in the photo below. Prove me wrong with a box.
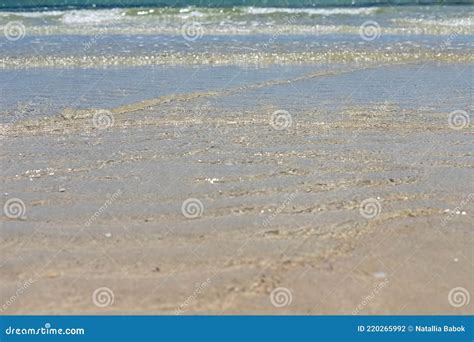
[1,62,472,123]
[0,65,320,121]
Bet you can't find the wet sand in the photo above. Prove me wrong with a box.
[1,62,473,314]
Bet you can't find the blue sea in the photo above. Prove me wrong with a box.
[0,0,470,10]
[0,0,472,119]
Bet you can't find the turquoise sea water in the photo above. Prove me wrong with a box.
[0,0,471,10]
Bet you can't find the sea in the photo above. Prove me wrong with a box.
[0,0,472,121]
